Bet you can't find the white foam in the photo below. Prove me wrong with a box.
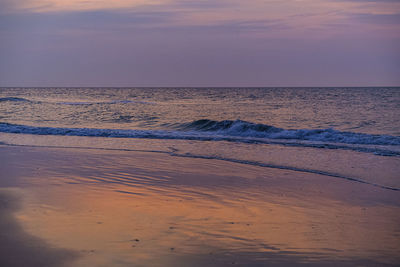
[0,122,399,157]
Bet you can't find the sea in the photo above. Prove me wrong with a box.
[1,87,399,190]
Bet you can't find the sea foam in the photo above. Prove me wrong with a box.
[1,121,399,154]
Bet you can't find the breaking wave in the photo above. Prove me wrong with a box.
[0,120,399,156]
[177,119,400,146]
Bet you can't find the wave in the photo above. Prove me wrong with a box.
[178,119,400,146]
[0,121,399,156]
[0,97,31,102]
[0,122,186,139]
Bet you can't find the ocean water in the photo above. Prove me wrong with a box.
[1,87,400,190]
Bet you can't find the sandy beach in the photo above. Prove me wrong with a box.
[1,144,399,266]
[0,188,78,267]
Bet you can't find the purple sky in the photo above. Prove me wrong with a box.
[0,0,399,87]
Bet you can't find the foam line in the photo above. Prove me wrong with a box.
[170,152,400,191]
[0,142,398,192]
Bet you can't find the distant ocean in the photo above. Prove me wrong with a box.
[1,87,399,190]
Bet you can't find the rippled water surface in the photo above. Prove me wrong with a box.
[0,87,399,134]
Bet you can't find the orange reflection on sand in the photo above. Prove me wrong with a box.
[17,176,400,266]
[2,146,397,266]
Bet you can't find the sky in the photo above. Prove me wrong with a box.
[0,0,399,87]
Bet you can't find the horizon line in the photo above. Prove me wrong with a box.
[1,86,400,88]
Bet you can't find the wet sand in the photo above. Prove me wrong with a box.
[0,188,78,267]
[0,144,399,266]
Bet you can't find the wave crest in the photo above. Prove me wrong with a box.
[180,119,280,133]
[0,97,31,102]
[178,119,400,146]
[0,121,399,154]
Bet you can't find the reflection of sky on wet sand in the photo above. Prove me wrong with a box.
[8,147,400,266]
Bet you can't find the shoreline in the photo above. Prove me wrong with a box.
[1,144,399,266]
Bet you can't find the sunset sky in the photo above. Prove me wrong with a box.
[0,0,399,87]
